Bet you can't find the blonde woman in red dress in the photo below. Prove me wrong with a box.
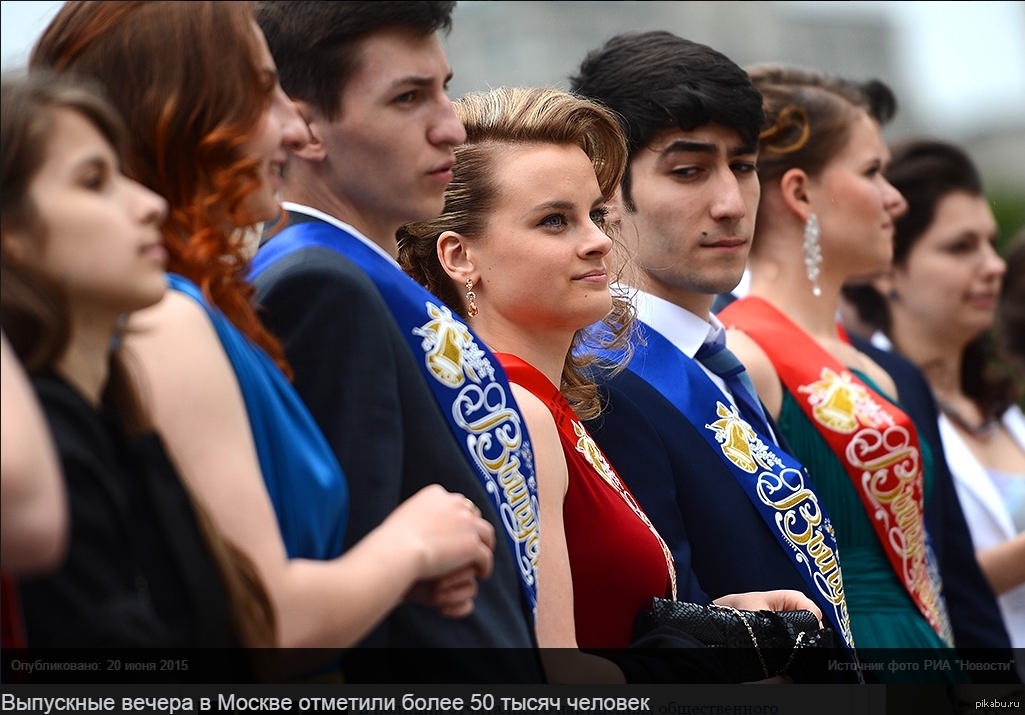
[400,86,819,682]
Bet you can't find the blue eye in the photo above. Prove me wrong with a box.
[590,206,609,227]
[540,214,567,229]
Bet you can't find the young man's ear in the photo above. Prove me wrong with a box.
[289,100,327,162]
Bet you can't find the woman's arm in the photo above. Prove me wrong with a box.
[1,332,67,574]
[510,385,625,684]
[126,292,493,648]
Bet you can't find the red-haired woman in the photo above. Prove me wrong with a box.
[31,1,494,650]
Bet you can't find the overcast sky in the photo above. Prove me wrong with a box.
[4,0,1024,136]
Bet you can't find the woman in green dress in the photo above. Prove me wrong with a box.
[719,65,966,682]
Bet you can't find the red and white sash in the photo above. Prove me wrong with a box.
[721,297,953,645]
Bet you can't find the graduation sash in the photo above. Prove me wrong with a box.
[720,297,953,645]
[605,322,855,650]
[249,221,540,617]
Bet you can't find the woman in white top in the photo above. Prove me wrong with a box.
[849,139,1025,653]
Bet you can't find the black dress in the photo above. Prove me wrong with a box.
[20,374,236,648]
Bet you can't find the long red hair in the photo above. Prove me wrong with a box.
[31,1,290,375]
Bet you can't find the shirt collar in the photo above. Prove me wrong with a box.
[281,201,400,268]
[632,287,722,359]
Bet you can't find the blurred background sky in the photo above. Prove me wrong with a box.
[4,0,1023,240]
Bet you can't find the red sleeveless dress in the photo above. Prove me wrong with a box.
[498,354,674,648]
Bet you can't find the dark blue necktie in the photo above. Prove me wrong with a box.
[694,332,774,440]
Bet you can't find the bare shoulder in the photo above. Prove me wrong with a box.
[129,288,209,333]
[725,328,784,419]
[122,290,243,420]
[509,385,561,455]
[125,290,231,380]
[509,384,555,428]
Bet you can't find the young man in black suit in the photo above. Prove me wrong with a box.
[250,1,542,682]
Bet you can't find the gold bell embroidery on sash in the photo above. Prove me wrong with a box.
[415,302,477,388]
[799,368,872,434]
[705,402,760,473]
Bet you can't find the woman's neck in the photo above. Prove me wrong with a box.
[747,241,843,341]
[473,319,573,389]
[56,312,118,407]
[891,321,966,403]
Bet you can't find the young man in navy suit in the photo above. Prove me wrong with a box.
[250,1,542,682]
[572,32,857,654]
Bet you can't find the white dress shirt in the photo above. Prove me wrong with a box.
[631,288,737,409]
[281,201,400,268]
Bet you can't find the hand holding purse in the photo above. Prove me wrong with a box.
[632,598,834,682]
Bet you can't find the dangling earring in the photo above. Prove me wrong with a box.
[465,278,478,317]
[803,213,822,297]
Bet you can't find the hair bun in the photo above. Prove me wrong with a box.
[759,105,810,155]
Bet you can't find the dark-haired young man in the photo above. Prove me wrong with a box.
[249,1,542,682]
[571,32,858,660]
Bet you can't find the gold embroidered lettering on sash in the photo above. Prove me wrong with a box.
[572,421,678,600]
[802,368,953,644]
[720,296,954,645]
[417,301,541,584]
[704,401,855,647]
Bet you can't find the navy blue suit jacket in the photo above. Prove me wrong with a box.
[253,215,543,683]
[585,368,822,606]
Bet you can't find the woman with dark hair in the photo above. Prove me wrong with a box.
[0,71,251,647]
[850,140,1024,654]
[719,67,1004,671]
[30,0,495,650]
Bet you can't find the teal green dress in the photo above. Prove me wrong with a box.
[778,371,965,683]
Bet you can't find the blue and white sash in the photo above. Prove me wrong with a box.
[250,221,540,617]
[610,322,855,650]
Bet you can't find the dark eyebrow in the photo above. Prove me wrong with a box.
[74,154,116,177]
[659,139,758,159]
[660,140,715,158]
[390,71,454,90]
[531,200,576,213]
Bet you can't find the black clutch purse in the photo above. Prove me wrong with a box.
[632,598,833,682]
